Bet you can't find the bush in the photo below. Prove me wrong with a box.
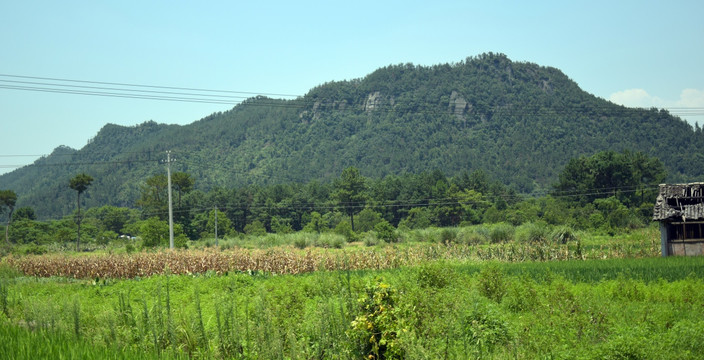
[334,221,358,242]
[477,264,506,303]
[139,217,168,248]
[489,223,515,243]
[350,278,406,360]
[355,208,384,232]
[459,300,511,354]
[20,243,47,255]
[456,226,489,245]
[292,234,310,249]
[314,233,345,249]
[516,222,550,244]
[416,262,451,289]
[243,220,267,236]
[374,220,398,243]
[398,207,433,229]
[551,225,578,244]
[362,232,379,247]
[439,228,457,245]
[302,212,327,234]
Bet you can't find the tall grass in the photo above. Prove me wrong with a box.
[2,256,703,359]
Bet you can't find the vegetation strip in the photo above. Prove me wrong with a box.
[1,257,703,359]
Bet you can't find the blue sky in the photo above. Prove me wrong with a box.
[1,0,703,175]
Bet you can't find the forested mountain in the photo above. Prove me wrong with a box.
[3,53,704,218]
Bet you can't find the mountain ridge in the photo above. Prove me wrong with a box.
[3,53,703,218]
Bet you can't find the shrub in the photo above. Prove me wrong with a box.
[551,225,578,244]
[362,232,379,247]
[356,208,384,232]
[374,220,398,243]
[302,212,328,233]
[516,222,550,244]
[489,223,515,243]
[398,207,433,229]
[314,233,345,249]
[350,278,407,360]
[456,226,489,245]
[140,217,169,248]
[21,243,47,255]
[439,228,456,245]
[416,262,451,289]
[292,234,309,249]
[334,221,358,242]
[460,300,511,354]
[243,220,267,236]
[477,264,506,303]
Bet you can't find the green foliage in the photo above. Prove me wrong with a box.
[489,222,515,243]
[2,257,704,358]
[243,220,266,236]
[551,225,578,244]
[270,216,293,234]
[302,212,327,234]
[477,264,506,303]
[355,208,384,233]
[97,230,118,245]
[350,278,407,360]
[139,218,187,248]
[374,220,398,243]
[69,173,94,195]
[333,221,358,242]
[1,189,17,244]
[140,217,169,247]
[398,207,433,229]
[11,207,35,221]
[332,167,368,231]
[416,262,452,289]
[553,150,666,207]
[459,300,511,354]
[191,209,232,239]
[516,222,551,244]
[6,54,702,225]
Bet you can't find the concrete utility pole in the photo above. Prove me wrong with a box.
[214,206,218,247]
[166,151,174,249]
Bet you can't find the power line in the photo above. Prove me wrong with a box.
[2,73,704,118]
[0,73,300,98]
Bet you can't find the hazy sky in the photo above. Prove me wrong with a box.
[1,0,703,175]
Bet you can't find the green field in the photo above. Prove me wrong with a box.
[1,249,704,359]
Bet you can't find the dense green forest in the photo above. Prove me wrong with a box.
[0,150,667,251]
[2,53,703,219]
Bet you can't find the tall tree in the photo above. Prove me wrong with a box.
[69,173,94,251]
[0,190,17,244]
[171,172,194,208]
[552,150,666,207]
[137,174,168,219]
[332,167,368,231]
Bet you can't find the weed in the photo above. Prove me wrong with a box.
[489,223,515,243]
[477,264,506,303]
[350,278,407,359]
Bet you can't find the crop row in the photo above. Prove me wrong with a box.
[3,239,658,279]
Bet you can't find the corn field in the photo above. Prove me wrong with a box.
[4,237,660,279]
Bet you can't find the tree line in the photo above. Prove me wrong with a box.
[0,150,667,251]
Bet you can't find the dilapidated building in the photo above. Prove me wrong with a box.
[653,183,704,256]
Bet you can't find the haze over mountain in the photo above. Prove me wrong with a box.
[3,53,703,218]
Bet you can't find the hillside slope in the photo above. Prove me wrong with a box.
[3,53,703,218]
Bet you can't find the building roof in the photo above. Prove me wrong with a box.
[653,183,704,221]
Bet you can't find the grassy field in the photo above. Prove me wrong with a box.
[1,225,703,359]
[2,254,704,359]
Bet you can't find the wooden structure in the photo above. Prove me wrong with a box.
[652,183,704,256]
